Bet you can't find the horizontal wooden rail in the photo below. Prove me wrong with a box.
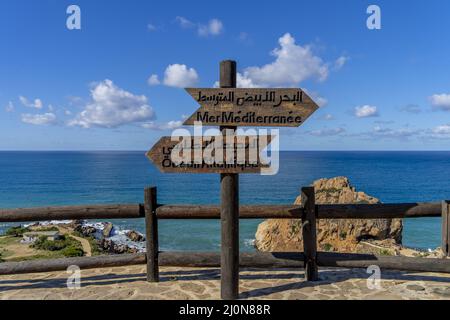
[161,252,450,274]
[0,202,442,222]
[155,202,442,219]
[317,202,442,219]
[160,252,305,268]
[1,251,450,276]
[0,204,144,222]
[0,253,146,275]
[156,205,301,219]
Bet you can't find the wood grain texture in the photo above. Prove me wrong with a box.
[160,252,450,273]
[183,88,319,127]
[156,204,302,219]
[0,253,146,275]
[219,60,240,301]
[2,252,450,276]
[442,201,450,257]
[0,202,442,222]
[146,135,273,174]
[0,204,143,222]
[317,202,441,219]
[144,187,159,282]
[301,187,318,281]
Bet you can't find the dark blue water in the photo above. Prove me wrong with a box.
[0,151,449,251]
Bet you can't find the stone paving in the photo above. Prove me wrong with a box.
[1,265,450,300]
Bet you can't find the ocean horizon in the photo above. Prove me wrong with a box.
[1,151,448,252]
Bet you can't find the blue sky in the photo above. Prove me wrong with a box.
[1,0,450,150]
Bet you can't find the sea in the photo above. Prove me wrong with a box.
[0,151,449,252]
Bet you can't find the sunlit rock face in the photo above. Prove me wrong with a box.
[255,177,403,253]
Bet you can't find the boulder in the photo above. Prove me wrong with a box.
[255,177,403,253]
[74,224,97,238]
[99,239,138,254]
[102,222,114,238]
[126,230,145,242]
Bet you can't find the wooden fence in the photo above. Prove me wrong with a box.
[0,186,449,281]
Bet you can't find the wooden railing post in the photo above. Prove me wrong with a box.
[442,200,450,257]
[301,186,318,281]
[144,187,159,282]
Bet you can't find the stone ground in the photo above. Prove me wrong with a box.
[1,265,450,300]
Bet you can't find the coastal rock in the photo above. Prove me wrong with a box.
[102,223,114,238]
[99,239,138,254]
[74,224,97,238]
[126,231,145,242]
[255,177,403,253]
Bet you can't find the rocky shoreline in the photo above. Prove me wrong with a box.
[24,220,146,255]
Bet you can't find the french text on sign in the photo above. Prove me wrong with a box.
[183,88,319,127]
[146,132,278,175]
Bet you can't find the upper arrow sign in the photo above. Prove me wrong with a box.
[183,88,319,127]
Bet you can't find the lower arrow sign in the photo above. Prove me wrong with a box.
[146,135,275,174]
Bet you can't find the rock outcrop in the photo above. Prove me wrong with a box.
[99,238,139,254]
[126,230,145,242]
[255,177,403,253]
[102,223,114,238]
[74,224,97,238]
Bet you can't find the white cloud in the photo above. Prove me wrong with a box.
[67,96,84,107]
[354,105,379,118]
[236,73,258,88]
[315,96,328,108]
[147,23,157,31]
[372,125,419,139]
[19,96,43,109]
[238,32,249,42]
[175,16,195,29]
[5,101,14,112]
[147,74,161,86]
[319,113,334,121]
[198,19,223,36]
[21,113,56,125]
[211,74,255,88]
[400,104,421,114]
[176,16,224,37]
[303,89,327,107]
[420,124,450,139]
[308,127,346,137]
[430,94,450,111]
[334,56,349,70]
[433,124,450,135]
[162,64,199,88]
[141,120,183,130]
[236,33,330,87]
[68,79,155,128]
[350,123,450,141]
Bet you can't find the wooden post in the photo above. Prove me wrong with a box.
[301,186,318,281]
[442,201,450,257]
[144,187,159,282]
[220,60,239,300]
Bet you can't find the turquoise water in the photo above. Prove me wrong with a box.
[0,151,448,251]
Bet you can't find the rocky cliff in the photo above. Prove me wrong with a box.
[255,177,403,253]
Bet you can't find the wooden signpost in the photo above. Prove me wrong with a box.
[146,60,320,300]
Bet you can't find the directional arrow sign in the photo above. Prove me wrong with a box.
[146,135,274,174]
[183,88,319,127]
